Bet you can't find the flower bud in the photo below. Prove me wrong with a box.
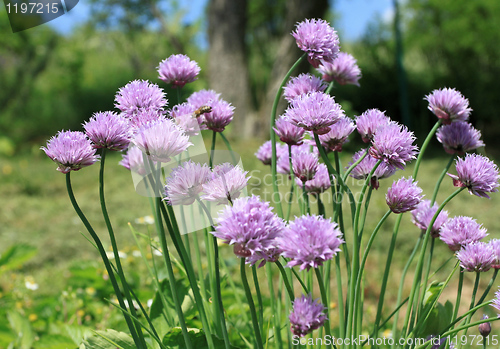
[478,314,491,337]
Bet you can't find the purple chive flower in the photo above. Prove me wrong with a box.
[411,200,449,237]
[127,109,165,131]
[317,52,361,86]
[318,115,355,152]
[348,149,397,189]
[292,18,340,68]
[164,161,211,205]
[283,91,344,135]
[119,146,146,175]
[386,177,423,214]
[488,239,500,269]
[456,242,496,272]
[439,216,487,251]
[355,109,391,143]
[289,294,328,337]
[203,98,234,132]
[274,118,305,146]
[369,122,418,170]
[157,54,200,88]
[133,119,192,162]
[425,88,472,124]
[187,89,221,108]
[202,163,250,205]
[255,140,287,166]
[169,103,201,136]
[436,121,484,155]
[296,163,331,195]
[448,153,500,198]
[83,111,131,151]
[41,131,99,173]
[278,215,344,271]
[478,315,491,337]
[115,80,167,117]
[491,289,500,316]
[277,143,318,175]
[292,151,319,183]
[283,73,327,102]
[213,195,285,263]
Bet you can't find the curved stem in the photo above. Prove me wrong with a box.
[219,132,238,165]
[66,173,146,349]
[412,120,442,179]
[196,197,230,348]
[315,268,336,349]
[241,258,264,349]
[99,150,145,343]
[474,268,499,308]
[342,148,368,183]
[346,159,382,345]
[252,266,264,331]
[402,187,465,338]
[209,130,217,168]
[325,81,335,95]
[430,155,455,205]
[452,269,464,323]
[390,234,423,349]
[274,260,296,300]
[457,272,481,349]
[155,196,193,349]
[270,53,307,218]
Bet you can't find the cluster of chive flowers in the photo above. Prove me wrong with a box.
[41,53,238,175]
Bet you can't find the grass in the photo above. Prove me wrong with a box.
[2,134,500,344]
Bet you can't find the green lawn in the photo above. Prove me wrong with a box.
[1,134,500,345]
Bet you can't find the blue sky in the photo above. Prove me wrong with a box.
[48,0,393,42]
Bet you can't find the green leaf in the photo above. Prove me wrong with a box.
[33,334,76,349]
[7,311,34,349]
[0,244,37,274]
[418,282,453,337]
[162,328,241,349]
[80,329,135,349]
[150,279,189,320]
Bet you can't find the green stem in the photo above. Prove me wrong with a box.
[390,235,423,349]
[457,272,481,349]
[402,187,465,338]
[196,198,230,349]
[241,258,264,349]
[355,210,392,299]
[270,53,307,218]
[346,159,382,344]
[159,204,215,347]
[342,148,368,183]
[98,150,146,342]
[154,197,193,349]
[325,81,335,95]
[334,254,345,343]
[209,131,217,168]
[412,120,442,179]
[66,173,147,349]
[274,260,295,300]
[315,268,336,349]
[265,263,282,349]
[219,131,238,165]
[286,144,295,221]
[252,266,264,332]
[452,269,464,323]
[415,237,436,329]
[474,268,498,308]
[430,155,455,205]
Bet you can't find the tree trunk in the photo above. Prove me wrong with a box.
[208,0,254,138]
[256,0,329,138]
